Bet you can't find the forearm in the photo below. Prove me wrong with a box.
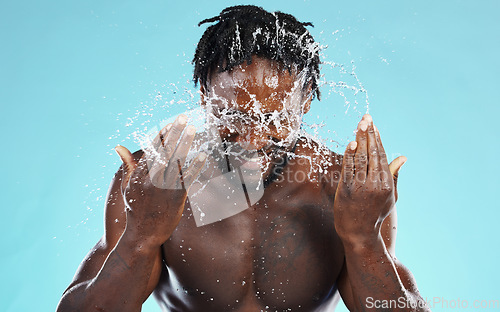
[57,231,160,312]
[342,234,429,312]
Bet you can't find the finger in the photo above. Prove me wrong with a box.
[342,141,357,185]
[368,118,392,185]
[115,145,137,189]
[364,115,381,182]
[145,123,172,182]
[162,115,188,160]
[163,125,197,187]
[377,126,393,185]
[171,125,197,170]
[373,124,389,170]
[355,119,368,183]
[148,116,187,187]
[151,123,173,151]
[181,152,208,189]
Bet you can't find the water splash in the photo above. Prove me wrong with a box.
[114,26,369,226]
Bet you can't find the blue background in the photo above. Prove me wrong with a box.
[1,0,499,311]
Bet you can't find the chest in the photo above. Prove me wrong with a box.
[160,182,344,311]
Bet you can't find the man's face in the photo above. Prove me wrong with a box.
[202,56,312,156]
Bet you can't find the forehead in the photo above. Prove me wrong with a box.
[208,56,297,90]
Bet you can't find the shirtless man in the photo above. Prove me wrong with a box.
[57,5,430,312]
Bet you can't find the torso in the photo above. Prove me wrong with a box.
[153,139,345,311]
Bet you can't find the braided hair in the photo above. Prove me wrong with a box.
[193,5,321,100]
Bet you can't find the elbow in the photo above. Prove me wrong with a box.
[57,283,97,312]
[56,293,79,312]
[57,283,141,312]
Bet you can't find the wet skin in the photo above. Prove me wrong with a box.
[155,140,345,311]
[57,56,429,311]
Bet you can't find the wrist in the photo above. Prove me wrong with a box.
[341,231,385,256]
[120,225,165,253]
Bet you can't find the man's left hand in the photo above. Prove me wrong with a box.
[333,114,406,247]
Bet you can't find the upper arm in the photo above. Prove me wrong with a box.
[64,153,163,301]
[64,166,126,293]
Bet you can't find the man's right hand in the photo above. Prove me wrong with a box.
[115,114,206,247]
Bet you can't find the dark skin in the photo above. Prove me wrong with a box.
[58,56,429,311]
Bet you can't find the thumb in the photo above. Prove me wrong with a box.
[389,155,407,178]
[389,155,407,202]
[115,145,137,187]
